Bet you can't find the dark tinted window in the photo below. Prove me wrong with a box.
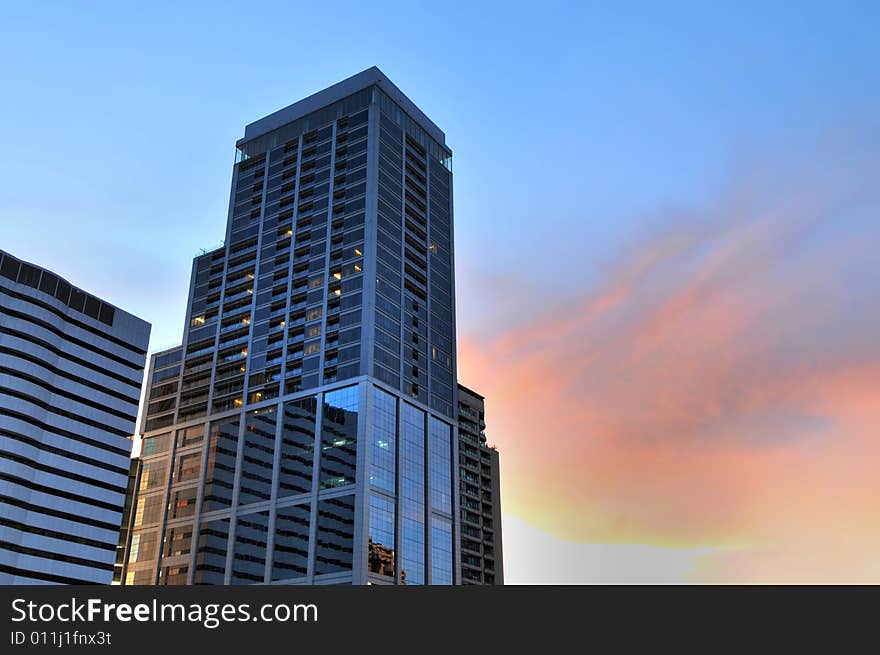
[315,495,355,575]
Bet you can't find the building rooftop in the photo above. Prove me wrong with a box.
[238,66,447,149]
[0,248,150,341]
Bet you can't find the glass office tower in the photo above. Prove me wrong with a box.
[121,67,459,585]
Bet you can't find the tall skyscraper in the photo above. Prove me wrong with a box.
[0,249,150,584]
[120,67,459,585]
[457,384,503,584]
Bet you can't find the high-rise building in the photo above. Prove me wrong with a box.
[457,384,503,585]
[0,249,150,584]
[112,457,142,584]
[120,67,460,585]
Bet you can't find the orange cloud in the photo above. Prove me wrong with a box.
[458,142,880,581]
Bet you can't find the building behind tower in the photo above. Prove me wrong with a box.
[457,384,503,585]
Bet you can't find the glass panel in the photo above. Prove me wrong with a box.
[369,387,396,492]
[202,416,240,512]
[125,568,154,585]
[430,515,453,585]
[163,525,194,558]
[231,511,269,584]
[319,386,358,488]
[178,424,205,448]
[173,452,203,483]
[158,564,189,585]
[368,494,395,578]
[138,459,168,492]
[133,493,165,528]
[278,396,317,497]
[128,530,158,564]
[428,417,452,514]
[272,504,310,581]
[141,432,172,457]
[400,403,425,585]
[315,494,355,575]
[239,408,277,505]
[169,487,198,519]
[194,517,230,585]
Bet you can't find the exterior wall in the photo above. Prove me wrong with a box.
[0,249,150,584]
[457,384,503,585]
[122,68,459,586]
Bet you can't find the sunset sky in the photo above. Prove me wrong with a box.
[2,2,878,582]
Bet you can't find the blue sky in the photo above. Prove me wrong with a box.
[2,1,876,351]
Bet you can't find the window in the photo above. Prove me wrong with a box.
[138,460,168,492]
[319,386,358,488]
[239,408,277,505]
[231,511,269,584]
[202,417,240,512]
[368,494,395,577]
[173,452,202,483]
[141,432,172,457]
[315,495,355,575]
[170,487,198,519]
[400,403,426,584]
[279,397,317,497]
[194,517,230,585]
[429,417,452,514]
[272,504,310,581]
[430,516,453,585]
[369,388,396,493]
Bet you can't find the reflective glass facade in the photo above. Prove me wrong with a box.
[315,495,355,575]
[369,388,396,492]
[231,511,269,583]
[271,503,310,581]
[400,403,426,584]
[120,68,460,585]
[319,387,358,488]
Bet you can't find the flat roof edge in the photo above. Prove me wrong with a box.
[0,248,151,336]
[238,66,447,149]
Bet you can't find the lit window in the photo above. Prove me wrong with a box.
[233,398,243,407]
[334,289,341,296]
[354,248,362,256]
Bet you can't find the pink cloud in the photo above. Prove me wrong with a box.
[458,139,880,581]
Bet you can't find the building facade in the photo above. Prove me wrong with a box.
[0,249,150,584]
[457,384,503,584]
[120,67,460,585]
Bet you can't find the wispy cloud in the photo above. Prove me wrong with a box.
[460,135,880,581]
